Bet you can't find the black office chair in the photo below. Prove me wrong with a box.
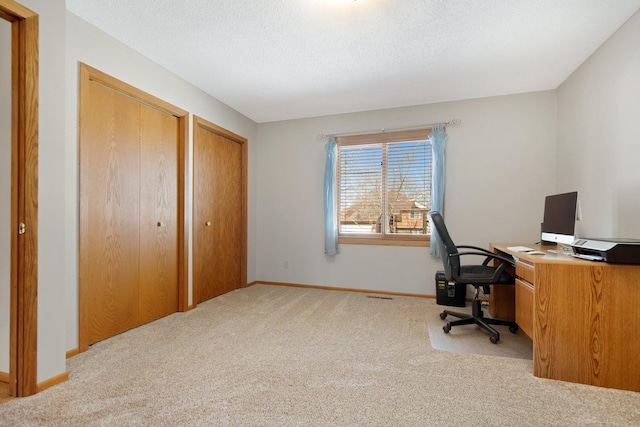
[428,211,519,344]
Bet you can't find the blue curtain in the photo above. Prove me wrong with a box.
[324,137,339,255]
[429,124,447,257]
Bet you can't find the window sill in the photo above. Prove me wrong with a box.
[338,236,430,247]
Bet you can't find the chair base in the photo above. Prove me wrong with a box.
[439,290,519,344]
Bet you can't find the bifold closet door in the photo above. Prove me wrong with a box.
[193,122,243,303]
[80,77,179,347]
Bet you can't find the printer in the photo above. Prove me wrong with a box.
[571,238,640,264]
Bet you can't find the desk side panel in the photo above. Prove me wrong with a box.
[534,263,640,392]
[534,263,592,383]
[597,266,640,391]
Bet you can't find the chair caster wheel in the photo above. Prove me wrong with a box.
[439,312,447,320]
[490,335,499,344]
[443,324,451,333]
[509,325,519,334]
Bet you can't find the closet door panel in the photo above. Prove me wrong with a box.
[193,125,242,303]
[138,104,179,324]
[81,81,140,345]
[193,125,217,303]
[210,132,242,297]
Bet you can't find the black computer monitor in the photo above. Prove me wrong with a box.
[541,191,578,245]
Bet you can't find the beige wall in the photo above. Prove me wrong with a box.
[256,91,557,295]
[557,10,640,239]
[256,7,640,296]
[0,17,10,374]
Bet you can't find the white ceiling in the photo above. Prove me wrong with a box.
[66,0,640,123]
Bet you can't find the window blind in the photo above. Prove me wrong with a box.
[386,140,431,235]
[338,144,383,234]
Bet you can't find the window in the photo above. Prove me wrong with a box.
[336,129,431,246]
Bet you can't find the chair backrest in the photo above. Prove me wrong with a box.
[428,211,460,281]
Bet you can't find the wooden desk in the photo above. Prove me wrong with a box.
[490,243,640,392]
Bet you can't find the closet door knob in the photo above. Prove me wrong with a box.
[157,221,164,227]
[205,221,212,226]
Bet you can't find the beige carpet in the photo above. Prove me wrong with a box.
[0,284,639,426]
[426,302,533,360]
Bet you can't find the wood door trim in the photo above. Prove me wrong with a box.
[1,0,38,397]
[193,116,248,291]
[78,64,189,351]
[195,116,247,144]
[80,64,188,118]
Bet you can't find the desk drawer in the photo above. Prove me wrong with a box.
[515,278,534,339]
[516,260,535,285]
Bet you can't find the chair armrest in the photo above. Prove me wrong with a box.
[456,245,494,254]
[455,245,515,266]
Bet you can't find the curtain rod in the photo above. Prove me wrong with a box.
[318,118,461,140]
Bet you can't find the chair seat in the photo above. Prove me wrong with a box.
[458,265,514,285]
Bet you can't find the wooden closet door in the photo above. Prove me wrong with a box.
[138,104,179,324]
[81,80,141,345]
[194,124,243,303]
[80,64,187,351]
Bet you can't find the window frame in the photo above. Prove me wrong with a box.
[335,129,432,247]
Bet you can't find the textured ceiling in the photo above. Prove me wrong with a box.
[66,0,640,123]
